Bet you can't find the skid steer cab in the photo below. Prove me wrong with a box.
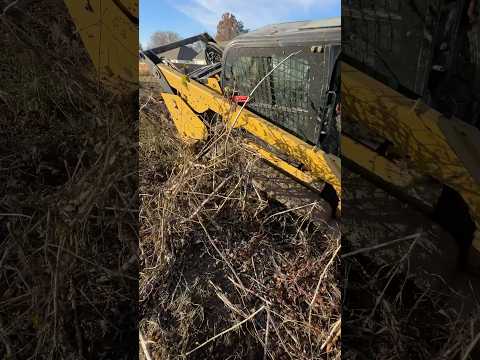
[140,18,342,217]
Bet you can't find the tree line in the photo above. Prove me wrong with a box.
[144,12,248,49]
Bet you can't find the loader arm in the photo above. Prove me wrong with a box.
[342,62,480,252]
[156,63,341,210]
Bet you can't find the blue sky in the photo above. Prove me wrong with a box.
[140,0,340,48]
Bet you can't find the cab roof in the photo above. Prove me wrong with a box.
[240,17,341,37]
[226,17,341,48]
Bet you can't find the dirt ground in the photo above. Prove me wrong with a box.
[139,76,341,359]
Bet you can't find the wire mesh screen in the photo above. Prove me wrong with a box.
[231,55,319,144]
[468,28,480,94]
[342,0,437,96]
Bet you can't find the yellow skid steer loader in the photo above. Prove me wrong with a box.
[139,20,342,222]
[65,0,480,275]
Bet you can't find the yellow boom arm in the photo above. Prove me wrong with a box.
[157,64,341,211]
[342,62,480,251]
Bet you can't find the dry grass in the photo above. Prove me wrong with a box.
[342,237,480,359]
[341,167,480,359]
[139,77,341,359]
[0,1,137,358]
[4,3,476,358]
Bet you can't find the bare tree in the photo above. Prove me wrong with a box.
[147,31,181,49]
[215,13,247,42]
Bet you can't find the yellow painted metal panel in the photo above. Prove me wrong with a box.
[342,61,480,250]
[341,135,415,187]
[206,77,222,93]
[245,141,316,185]
[64,0,138,92]
[161,93,208,143]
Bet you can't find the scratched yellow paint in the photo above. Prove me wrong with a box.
[342,62,480,251]
[64,0,138,92]
[161,93,208,143]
